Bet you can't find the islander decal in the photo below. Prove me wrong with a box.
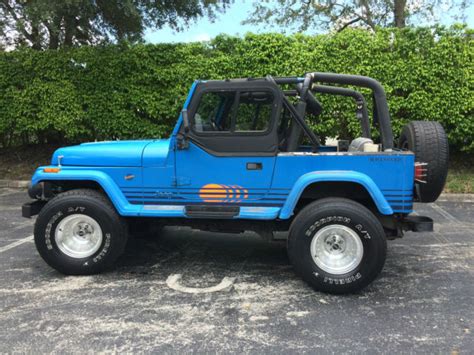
[199,184,249,203]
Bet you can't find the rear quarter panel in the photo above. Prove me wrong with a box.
[272,152,415,216]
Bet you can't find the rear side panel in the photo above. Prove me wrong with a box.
[272,152,415,214]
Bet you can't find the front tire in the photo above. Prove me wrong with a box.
[288,198,387,294]
[34,189,128,275]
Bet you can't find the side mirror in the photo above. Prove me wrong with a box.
[182,109,190,133]
[177,109,190,150]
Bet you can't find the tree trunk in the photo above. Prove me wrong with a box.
[48,28,59,50]
[47,15,63,50]
[63,15,75,47]
[359,0,376,30]
[394,0,407,28]
[30,24,42,50]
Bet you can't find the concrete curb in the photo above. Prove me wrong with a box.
[0,180,473,202]
[0,180,29,188]
[437,193,474,202]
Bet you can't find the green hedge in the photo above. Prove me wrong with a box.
[0,26,472,151]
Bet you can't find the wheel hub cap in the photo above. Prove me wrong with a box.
[310,224,363,275]
[55,214,103,258]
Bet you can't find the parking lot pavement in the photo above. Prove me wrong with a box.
[0,188,472,353]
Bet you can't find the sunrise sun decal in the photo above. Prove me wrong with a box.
[199,184,249,203]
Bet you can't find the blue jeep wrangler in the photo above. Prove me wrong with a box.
[23,72,448,294]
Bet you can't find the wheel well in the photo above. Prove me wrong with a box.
[47,180,106,196]
[295,181,378,214]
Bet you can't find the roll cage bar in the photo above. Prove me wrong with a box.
[267,72,394,151]
[283,85,371,140]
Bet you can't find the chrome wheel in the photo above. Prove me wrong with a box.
[310,224,363,275]
[55,214,103,258]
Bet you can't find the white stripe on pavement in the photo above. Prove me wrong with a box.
[0,189,21,197]
[431,203,460,223]
[0,206,21,211]
[0,235,34,253]
[8,220,35,233]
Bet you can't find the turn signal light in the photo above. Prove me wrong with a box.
[43,167,61,173]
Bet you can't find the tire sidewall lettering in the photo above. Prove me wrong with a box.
[45,210,63,250]
[318,272,362,285]
[305,215,351,237]
[67,206,86,213]
[92,233,111,263]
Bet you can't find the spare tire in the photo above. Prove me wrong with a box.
[399,121,449,202]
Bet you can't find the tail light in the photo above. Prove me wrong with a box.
[414,162,428,183]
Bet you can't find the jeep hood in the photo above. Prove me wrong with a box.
[51,140,158,167]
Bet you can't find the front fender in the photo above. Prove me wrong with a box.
[278,170,393,219]
[32,167,141,216]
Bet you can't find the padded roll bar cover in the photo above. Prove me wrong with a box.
[312,85,371,138]
[286,101,307,152]
[309,72,394,150]
[296,84,323,116]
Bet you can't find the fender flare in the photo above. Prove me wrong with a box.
[32,167,140,216]
[278,170,393,219]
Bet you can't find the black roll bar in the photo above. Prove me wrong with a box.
[273,77,304,85]
[266,75,320,151]
[307,72,394,150]
[296,84,323,116]
[312,85,371,139]
[282,96,321,151]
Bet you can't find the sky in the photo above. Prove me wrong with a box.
[144,1,293,44]
[145,0,474,44]
[145,0,474,43]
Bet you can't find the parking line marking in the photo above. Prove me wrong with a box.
[431,203,460,224]
[0,205,21,211]
[166,274,236,294]
[0,235,34,253]
[391,242,471,248]
[7,220,35,233]
[0,190,21,197]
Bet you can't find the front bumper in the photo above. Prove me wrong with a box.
[22,200,46,218]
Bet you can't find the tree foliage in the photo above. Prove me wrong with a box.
[243,0,472,32]
[0,0,231,50]
[0,26,472,151]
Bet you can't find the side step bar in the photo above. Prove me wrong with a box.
[185,205,239,219]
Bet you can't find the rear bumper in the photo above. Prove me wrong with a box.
[22,200,46,218]
[401,215,433,232]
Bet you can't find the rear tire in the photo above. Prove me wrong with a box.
[399,121,449,202]
[34,189,128,275]
[287,198,386,294]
